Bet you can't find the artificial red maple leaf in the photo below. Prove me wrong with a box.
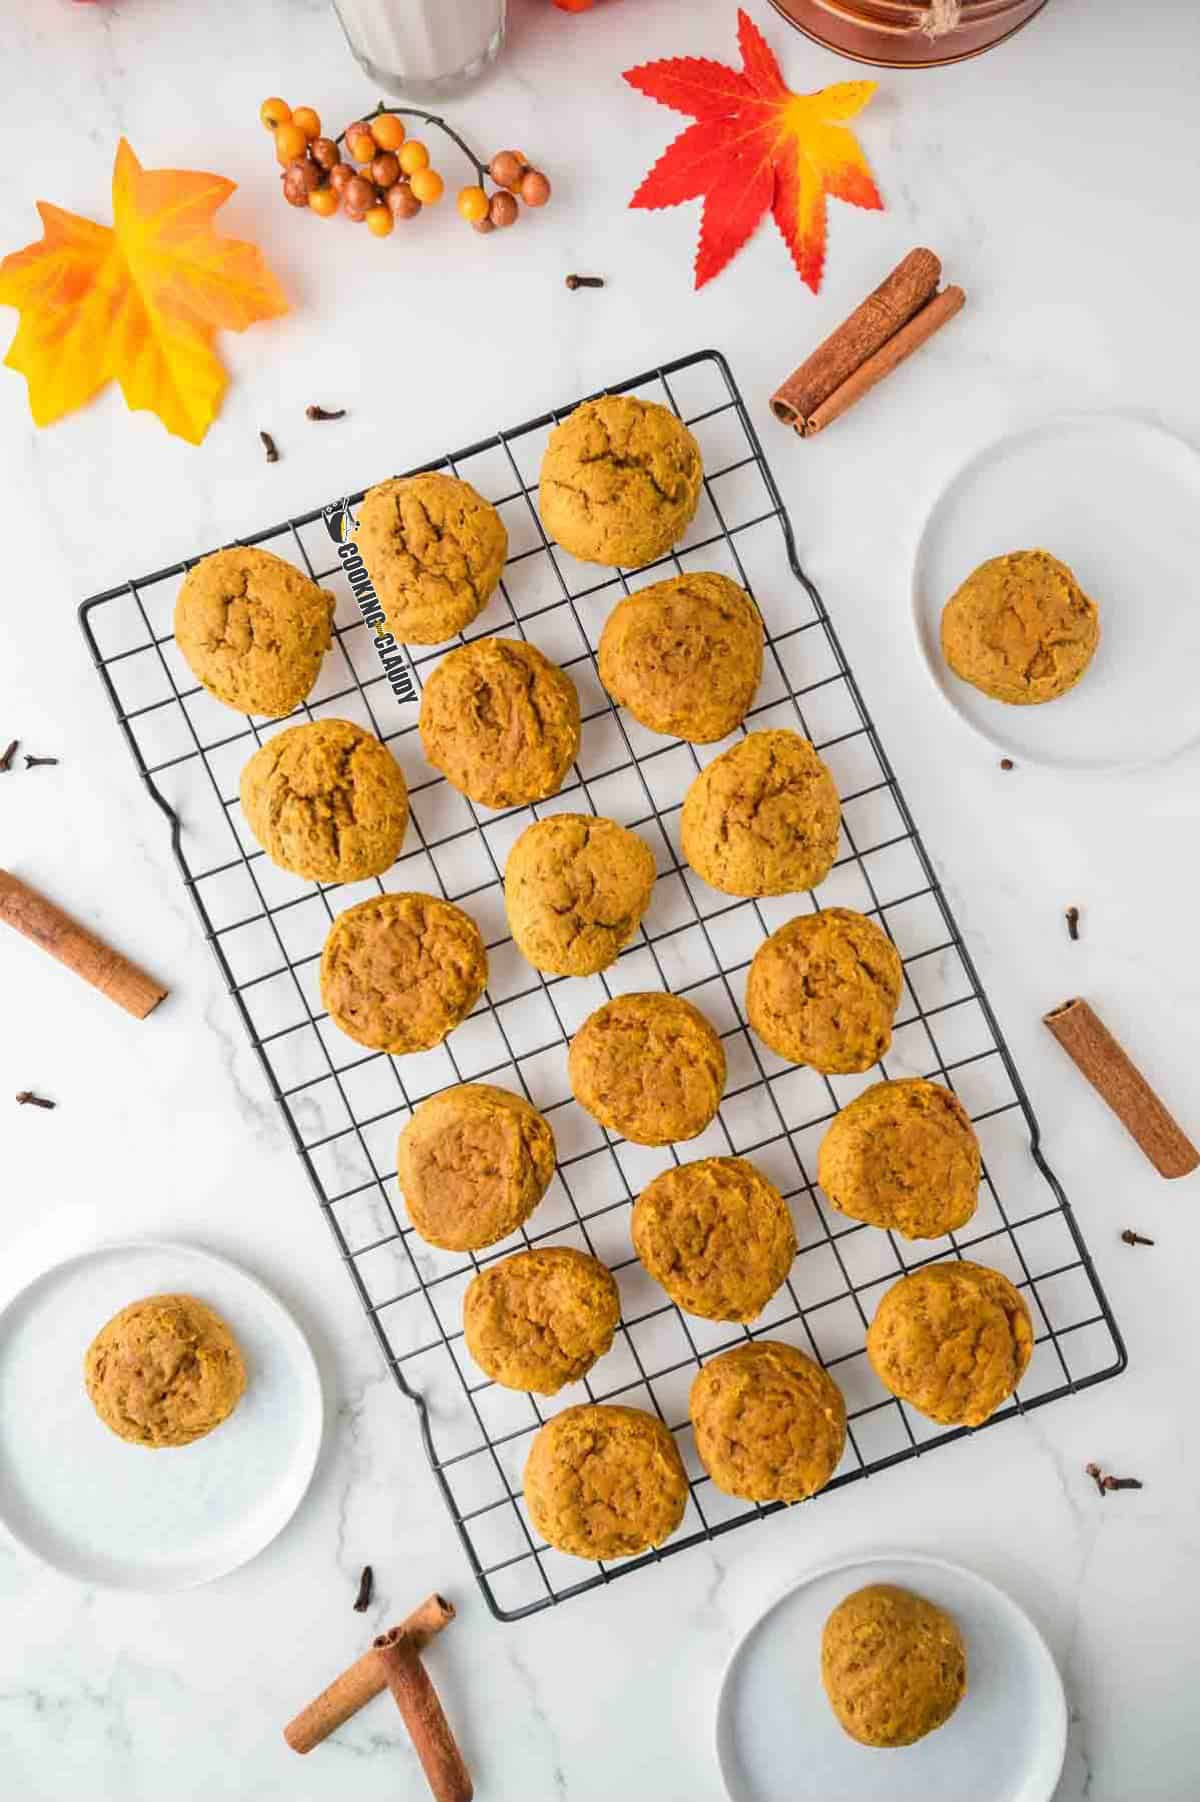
[625,9,882,292]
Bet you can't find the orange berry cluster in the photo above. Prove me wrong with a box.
[457,151,552,234]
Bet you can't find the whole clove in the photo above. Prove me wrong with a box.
[306,404,347,422]
[565,274,605,290]
[0,739,18,773]
[1120,1229,1155,1247]
[1085,1460,1143,1497]
[1065,905,1080,941]
[999,757,1014,771]
[24,754,58,770]
[260,430,280,463]
[16,1090,55,1109]
[353,1564,373,1612]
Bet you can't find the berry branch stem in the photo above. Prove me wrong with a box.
[338,103,488,183]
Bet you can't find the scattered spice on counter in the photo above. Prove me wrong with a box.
[284,1592,455,1756]
[1120,1229,1155,1247]
[565,273,604,290]
[1086,1461,1144,1496]
[1065,905,1080,941]
[0,868,169,1020]
[260,429,280,463]
[999,757,1014,771]
[16,1090,55,1109]
[1044,997,1198,1181]
[353,1564,374,1612]
[0,739,18,773]
[24,753,58,770]
[306,404,346,421]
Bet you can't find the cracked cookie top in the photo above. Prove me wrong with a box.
[355,473,508,646]
[419,636,581,810]
[689,1341,846,1504]
[568,991,726,1146]
[397,1081,554,1250]
[598,570,763,742]
[940,548,1100,705]
[681,729,840,897]
[632,1156,796,1323]
[822,1585,967,1748]
[239,718,409,884]
[504,813,657,977]
[817,1078,980,1241]
[463,1246,620,1393]
[523,1402,689,1560]
[746,907,902,1074]
[866,1260,1033,1427]
[174,546,335,718]
[539,394,704,568]
[321,893,487,1058]
[84,1293,246,1449]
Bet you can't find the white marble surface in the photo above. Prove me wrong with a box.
[2,2,1199,1797]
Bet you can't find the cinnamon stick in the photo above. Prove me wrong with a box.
[284,1593,454,1755]
[1044,998,1199,1180]
[374,1627,473,1802]
[0,870,167,1019]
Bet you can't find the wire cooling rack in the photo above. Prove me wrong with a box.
[80,350,1125,1622]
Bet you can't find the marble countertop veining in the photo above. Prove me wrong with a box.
[2,2,1199,1798]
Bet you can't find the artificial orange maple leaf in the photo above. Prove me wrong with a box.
[0,139,287,444]
[625,9,882,292]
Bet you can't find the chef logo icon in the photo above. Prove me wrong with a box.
[322,497,359,544]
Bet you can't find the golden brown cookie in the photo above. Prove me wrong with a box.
[867,1259,1033,1427]
[568,992,726,1146]
[632,1157,795,1322]
[354,473,508,645]
[822,1584,967,1747]
[523,1402,688,1559]
[689,1341,846,1503]
[84,1293,246,1449]
[941,548,1100,705]
[398,1083,555,1251]
[681,730,841,897]
[817,1079,981,1241]
[463,1247,619,1393]
[320,893,487,1055]
[174,546,335,719]
[419,637,581,810]
[539,395,704,567]
[746,907,903,1073]
[598,572,763,743]
[240,718,409,884]
[504,814,657,977]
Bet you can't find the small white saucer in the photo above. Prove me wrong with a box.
[715,1551,1067,1802]
[912,414,1200,771]
[0,1239,323,1590]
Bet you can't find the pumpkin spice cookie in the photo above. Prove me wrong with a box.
[539,394,704,568]
[240,718,409,884]
[398,1083,556,1252]
[941,548,1100,705]
[504,813,657,977]
[463,1246,620,1394]
[631,1156,795,1323]
[568,992,726,1146]
[681,729,841,897]
[598,571,764,743]
[84,1293,246,1449]
[822,1584,967,1748]
[867,1260,1034,1427]
[355,472,508,645]
[689,1341,846,1503]
[174,545,335,719]
[523,1402,689,1559]
[419,637,581,810]
[320,892,487,1056]
[746,907,903,1073]
[817,1078,981,1241]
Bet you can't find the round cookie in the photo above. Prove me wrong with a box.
[632,1157,795,1322]
[539,394,703,568]
[240,718,409,884]
[84,1293,246,1449]
[321,893,487,1056]
[867,1259,1034,1427]
[504,814,656,977]
[463,1247,619,1394]
[354,473,507,645]
[817,1078,981,1241]
[822,1584,967,1747]
[398,1083,555,1252]
[746,907,903,1073]
[689,1341,846,1503]
[598,571,763,743]
[940,548,1100,705]
[681,730,840,897]
[523,1403,688,1559]
[419,637,581,810]
[568,992,726,1147]
[174,546,335,719]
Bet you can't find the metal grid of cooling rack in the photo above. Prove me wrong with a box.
[80,350,1125,1622]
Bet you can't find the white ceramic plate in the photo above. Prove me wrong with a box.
[912,414,1200,770]
[0,1240,323,1590]
[715,1552,1067,1802]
